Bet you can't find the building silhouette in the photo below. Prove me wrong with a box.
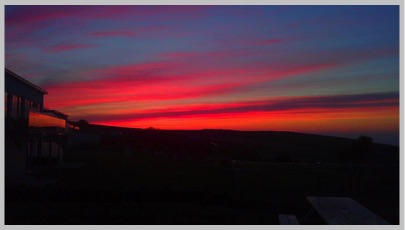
[5,68,68,186]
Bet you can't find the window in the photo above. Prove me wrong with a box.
[25,99,33,118]
[11,95,18,118]
[9,94,24,118]
[29,111,66,129]
[17,96,22,117]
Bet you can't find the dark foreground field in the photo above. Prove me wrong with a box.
[5,128,400,224]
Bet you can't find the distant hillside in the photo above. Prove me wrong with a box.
[72,123,399,165]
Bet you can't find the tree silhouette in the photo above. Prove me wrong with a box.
[348,136,374,163]
[77,119,89,126]
[339,136,374,163]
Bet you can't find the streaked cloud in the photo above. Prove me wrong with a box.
[89,30,137,38]
[80,92,399,122]
[45,44,99,53]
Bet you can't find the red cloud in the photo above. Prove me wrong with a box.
[44,77,245,110]
[79,92,399,124]
[43,60,339,112]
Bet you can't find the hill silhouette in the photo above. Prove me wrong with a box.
[6,123,399,224]
[70,123,399,165]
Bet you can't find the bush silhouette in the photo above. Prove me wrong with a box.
[77,119,89,126]
[342,136,374,163]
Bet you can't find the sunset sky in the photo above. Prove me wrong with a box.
[5,5,400,145]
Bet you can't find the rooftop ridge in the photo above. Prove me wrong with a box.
[5,68,48,94]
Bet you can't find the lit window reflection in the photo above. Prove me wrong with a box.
[29,111,66,129]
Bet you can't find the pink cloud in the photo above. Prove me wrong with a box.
[91,61,189,82]
[91,60,259,87]
[6,6,75,26]
[258,38,282,45]
[213,36,284,48]
[129,5,209,19]
[6,6,133,26]
[159,49,258,62]
[6,6,209,36]
[45,44,99,53]
[160,52,198,59]
[89,30,137,38]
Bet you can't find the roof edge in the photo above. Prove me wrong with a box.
[43,108,69,118]
[5,68,48,95]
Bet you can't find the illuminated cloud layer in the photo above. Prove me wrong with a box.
[5,5,399,145]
